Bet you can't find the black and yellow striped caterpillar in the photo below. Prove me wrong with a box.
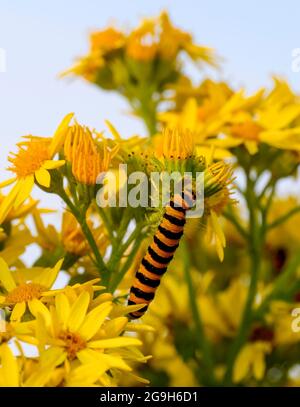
[127,188,195,319]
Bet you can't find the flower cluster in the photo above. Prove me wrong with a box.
[1,11,300,388]
[63,12,217,135]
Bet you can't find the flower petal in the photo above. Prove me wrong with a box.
[88,337,142,349]
[0,344,19,386]
[34,168,51,188]
[33,258,63,289]
[28,299,51,327]
[49,113,74,157]
[67,291,90,332]
[14,176,34,208]
[55,293,70,327]
[0,257,16,291]
[42,160,65,170]
[0,177,17,188]
[0,181,22,225]
[10,301,26,322]
[233,345,252,383]
[79,302,112,341]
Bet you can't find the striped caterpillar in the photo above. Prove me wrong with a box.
[127,188,195,319]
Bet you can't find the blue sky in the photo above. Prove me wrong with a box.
[0,0,299,184]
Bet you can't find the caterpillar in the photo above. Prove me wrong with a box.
[127,188,195,319]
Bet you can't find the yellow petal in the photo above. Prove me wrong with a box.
[244,140,258,155]
[253,352,266,381]
[14,176,34,208]
[28,299,51,326]
[77,348,131,371]
[49,113,74,157]
[102,316,128,337]
[66,362,108,387]
[0,344,19,386]
[10,301,26,322]
[233,345,252,383]
[0,257,16,291]
[24,347,66,387]
[105,120,121,140]
[34,167,51,188]
[0,181,22,224]
[211,211,226,247]
[0,177,17,188]
[42,160,65,170]
[67,291,90,332]
[33,258,63,289]
[55,293,70,327]
[215,236,224,262]
[126,323,155,333]
[79,302,112,341]
[88,337,142,349]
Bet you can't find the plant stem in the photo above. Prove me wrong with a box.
[109,235,143,292]
[183,241,217,386]
[223,170,261,385]
[58,190,108,280]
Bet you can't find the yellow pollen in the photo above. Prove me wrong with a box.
[8,139,51,177]
[59,330,86,360]
[5,283,45,304]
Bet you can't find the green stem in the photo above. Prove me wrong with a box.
[58,190,108,280]
[223,171,261,385]
[97,206,116,246]
[109,235,143,293]
[183,241,217,386]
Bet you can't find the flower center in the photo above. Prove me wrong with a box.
[8,139,51,177]
[59,330,86,360]
[5,283,45,304]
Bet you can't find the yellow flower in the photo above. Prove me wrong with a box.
[233,341,272,383]
[31,291,147,386]
[64,123,119,185]
[0,257,63,321]
[32,208,108,258]
[126,20,158,62]
[0,114,73,224]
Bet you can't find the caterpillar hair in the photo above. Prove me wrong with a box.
[127,188,195,319]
